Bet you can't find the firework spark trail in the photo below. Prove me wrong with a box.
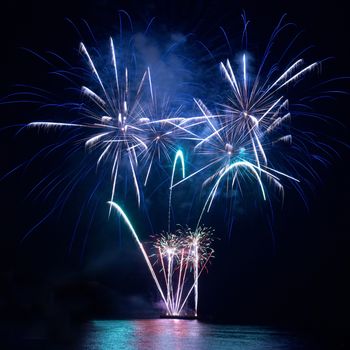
[175,248,185,313]
[178,251,213,316]
[167,249,173,312]
[184,226,215,316]
[168,150,185,233]
[108,201,171,314]
[196,160,267,230]
[158,246,168,296]
[175,251,189,313]
[193,241,199,316]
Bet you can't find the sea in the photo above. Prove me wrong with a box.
[4,319,346,349]
[75,319,331,349]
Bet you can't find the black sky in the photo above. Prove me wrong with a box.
[0,0,349,341]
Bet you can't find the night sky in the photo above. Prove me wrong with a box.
[1,0,349,345]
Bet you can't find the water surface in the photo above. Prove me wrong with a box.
[79,320,320,350]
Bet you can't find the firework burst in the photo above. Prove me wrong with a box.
[26,35,201,212]
[171,17,325,227]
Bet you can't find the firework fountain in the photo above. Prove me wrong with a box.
[109,202,214,317]
[153,227,214,317]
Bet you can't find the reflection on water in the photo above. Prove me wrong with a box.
[79,320,317,350]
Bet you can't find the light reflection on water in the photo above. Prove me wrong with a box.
[79,320,315,350]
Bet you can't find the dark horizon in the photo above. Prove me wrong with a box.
[1,0,349,348]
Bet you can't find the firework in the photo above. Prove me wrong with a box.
[2,13,340,320]
[30,40,150,207]
[152,226,214,316]
[17,17,321,240]
[26,37,200,211]
[182,226,214,316]
[150,228,214,316]
[153,231,184,315]
[168,150,185,233]
[108,201,170,314]
[170,19,322,227]
[109,201,214,316]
